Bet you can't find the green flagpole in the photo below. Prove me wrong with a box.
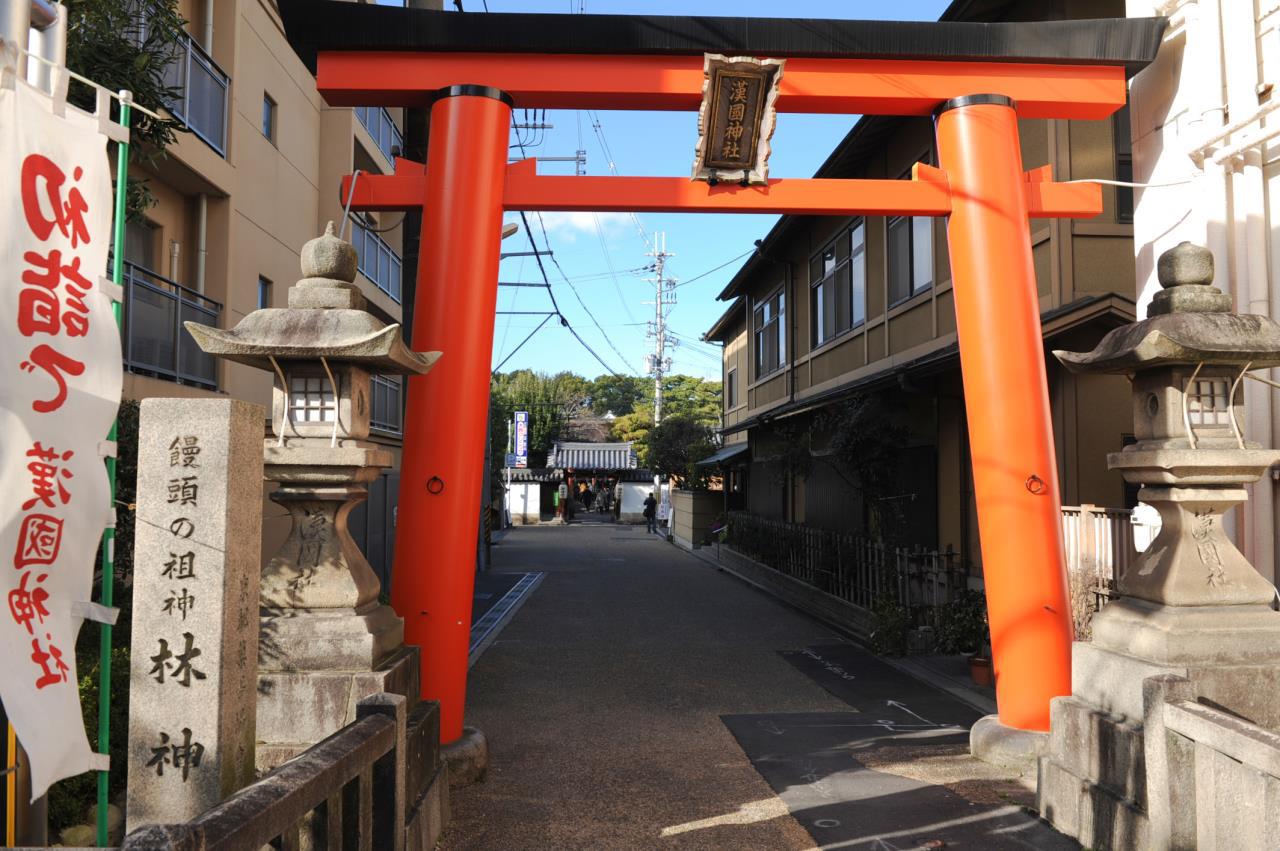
[97,92,131,849]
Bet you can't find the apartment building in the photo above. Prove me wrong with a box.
[705,0,1139,570]
[122,0,415,578]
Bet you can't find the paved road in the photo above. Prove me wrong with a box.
[443,523,1073,851]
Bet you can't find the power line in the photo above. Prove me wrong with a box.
[672,248,754,289]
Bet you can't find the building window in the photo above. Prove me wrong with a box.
[811,221,867,348]
[257,276,272,309]
[726,367,738,409]
[290,376,336,423]
[262,93,277,144]
[753,287,785,378]
[371,374,403,435]
[1115,106,1133,224]
[888,215,934,306]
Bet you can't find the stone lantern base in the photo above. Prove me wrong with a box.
[1038,600,1280,849]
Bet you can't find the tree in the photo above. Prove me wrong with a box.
[587,374,650,417]
[661,374,722,426]
[490,370,589,465]
[66,0,189,220]
[647,415,717,488]
[611,407,654,466]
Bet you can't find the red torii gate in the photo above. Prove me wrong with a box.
[281,2,1165,744]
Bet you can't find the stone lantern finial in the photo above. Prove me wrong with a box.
[301,220,358,284]
[1149,241,1229,316]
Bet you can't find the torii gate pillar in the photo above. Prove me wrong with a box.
[934,95,1073,729]
[391,85,512,744]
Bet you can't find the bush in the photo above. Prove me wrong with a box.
[934,589,989,655]
[870,597,912,656]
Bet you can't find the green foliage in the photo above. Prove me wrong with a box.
[587,374,649,417]
[870,597,912,657]
[610,407,653,465]
[933,589,990,655]
[65,0,189,221]
[49,401,139,833]
[646,415,717,488]
[660,374,721,426]
[490,370,590,465]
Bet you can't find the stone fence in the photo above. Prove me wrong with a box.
[120,693,442,851]
[1152,677,1280,849]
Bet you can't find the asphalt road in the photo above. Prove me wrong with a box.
[443,522,1074,850]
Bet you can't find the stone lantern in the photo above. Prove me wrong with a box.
[1038,242,1280,847]
[185,222,439,766]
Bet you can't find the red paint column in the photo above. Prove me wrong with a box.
[934,95,1073,731]
[392,85,512,743]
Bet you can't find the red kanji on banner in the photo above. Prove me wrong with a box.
[23,442,73,511]
[19,344,85,413]
[30,634,69,689]
[20,154,90,248]
[8,571,50,635]
[14,514,63,569]
[19,249,93,338]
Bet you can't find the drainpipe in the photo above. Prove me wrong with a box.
[26,0,63,94]
[169,239,181,283]
[202,0,213,52]
[196,193,207,295]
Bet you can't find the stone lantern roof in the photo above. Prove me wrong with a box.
[1053,242,1280,374]
[185,221,439,375]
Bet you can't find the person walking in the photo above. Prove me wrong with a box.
[643,491,658,534]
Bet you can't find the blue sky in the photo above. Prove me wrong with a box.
[433,1,954,380]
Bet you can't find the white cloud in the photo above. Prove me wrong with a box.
[535,211,632,242]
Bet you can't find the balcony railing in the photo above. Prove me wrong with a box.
[121,260,220,389]
[355,106,404,164]
[161,31,230,156]
[350,216,403,303]
[370,374,403,435]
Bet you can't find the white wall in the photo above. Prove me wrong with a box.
[506,482,540,525]
[620,482,652,523]
[1127,0,1279,581]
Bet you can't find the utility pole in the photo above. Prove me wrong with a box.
[644,234,675,516]
[645,232,675,426]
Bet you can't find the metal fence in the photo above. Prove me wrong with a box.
[355,106,404,163]
[350,215,403,302]
[121,260,220,389]
[161,31,229,156]
[725,511,970,615]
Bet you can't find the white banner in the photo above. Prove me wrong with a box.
[0,56,122,798]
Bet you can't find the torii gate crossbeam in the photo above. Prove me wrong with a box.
[279,0,1167,746]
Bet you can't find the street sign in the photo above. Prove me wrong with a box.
[513,411,529,469]
[504,453,517,468]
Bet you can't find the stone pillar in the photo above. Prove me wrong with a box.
[126,399,264,831]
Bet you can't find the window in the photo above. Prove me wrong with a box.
[257,276,272,309]
[888,215,934,305]
[1186,376,1231,428]
[888,161,935,306]
[290,376,336,423]
[1115,106,1133,224]
[811,221,867,348]
[262,93,277,143]
[726,367,738,409]
[753,288,785,378]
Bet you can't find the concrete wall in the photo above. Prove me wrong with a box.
[506,482,540,525]
[619,482,652,524]
[670,490,721,551]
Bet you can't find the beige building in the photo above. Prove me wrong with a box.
[705,0,1141,571]
[123,0,416,576]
